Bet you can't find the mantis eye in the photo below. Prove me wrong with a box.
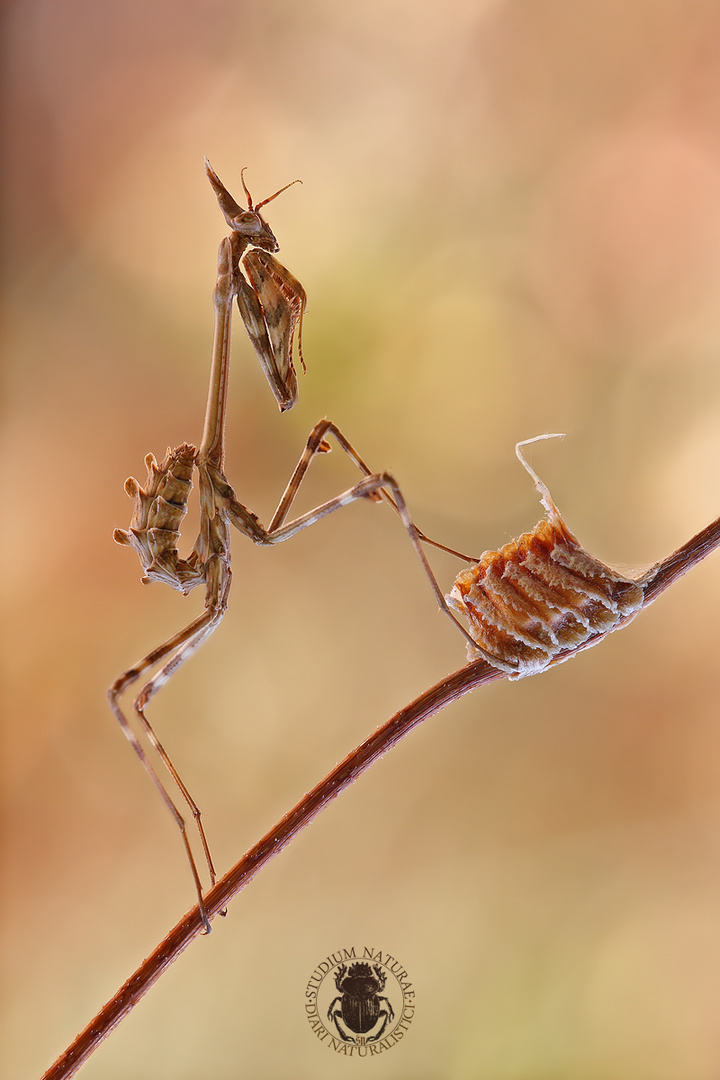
[233,211,262,233]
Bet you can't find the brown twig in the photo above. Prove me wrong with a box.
[40,513,720,1080]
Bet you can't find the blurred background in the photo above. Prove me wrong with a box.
[2,2,719,1077]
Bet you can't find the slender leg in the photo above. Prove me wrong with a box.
[268,419,480,562]
[262,420,483,649]
[268,419,383,531]
[108,609,219,933]
[261,466,482,654]
[110,553,231,927]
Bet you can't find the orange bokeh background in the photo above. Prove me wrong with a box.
[3,2,719,1077]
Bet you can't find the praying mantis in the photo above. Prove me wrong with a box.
[109,160,461,929]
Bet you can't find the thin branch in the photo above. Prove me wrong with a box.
[41,514,720,1080]
[643,514,720,602]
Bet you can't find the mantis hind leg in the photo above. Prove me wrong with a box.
[108,563,230,931]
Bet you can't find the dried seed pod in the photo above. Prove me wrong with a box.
[447,436,646,678]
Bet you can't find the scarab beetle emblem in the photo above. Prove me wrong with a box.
[327,962,395,1043]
